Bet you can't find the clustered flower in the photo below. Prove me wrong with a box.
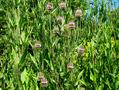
[75,9,83,17]
[38,74,45,81]
[47,2,53,11]
[41,78,48,87]
[38,73,48,87]
[59,2,66,10]
[77,45,85,55]
[47,2,83,30]
[68,21,76,30]
[67,63,74,71]
[35,2,85,87]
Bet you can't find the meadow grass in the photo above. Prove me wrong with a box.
[0,0,119,90]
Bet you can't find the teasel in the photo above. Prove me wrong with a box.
[41,78,48,87]
[46,2,53,11]
[75,9,82,17]
[56,16,64,24]
[67,63,74,71]
[37,73,45,81]
[59,2,66,10]
[77,45,85,55]
[68,21,76,30]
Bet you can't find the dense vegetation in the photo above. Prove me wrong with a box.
[0,0,119,90]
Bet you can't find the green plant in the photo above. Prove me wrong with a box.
[0,0,119,90]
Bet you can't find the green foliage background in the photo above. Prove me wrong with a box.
[0,0,119,90]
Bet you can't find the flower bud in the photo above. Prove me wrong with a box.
[41,78,48,87]
[77,46,85,55]
[68,21,76,30]
[47,2,53,11]
[59,2,66,10]
[75,9,82,17]
[37,72,45,81]
[38,75,45,81]
[67,63,74,71]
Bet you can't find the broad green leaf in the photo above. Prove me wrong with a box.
[21,68,28,84]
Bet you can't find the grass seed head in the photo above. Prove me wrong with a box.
[75,9,82,17]
[59,2,66,10]
[47,2,53,11]
[68,21,76,30]
[41,78,48,87]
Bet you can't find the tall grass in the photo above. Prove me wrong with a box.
[0,0,119,90]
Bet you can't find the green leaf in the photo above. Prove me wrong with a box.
[105,79,111,90]
[21,68,28,84]
[30,54,39,70]
[50,60,54,71]
[60,72,65,77]
[21,31,26,43]
[19,44,28,68]
[74,81,79,86]
[79,80,87,86]
[78,70,84,79]
[90,71,96,82]
[115,81,119,89]
[96,85,103,90]
[52,38,59,47]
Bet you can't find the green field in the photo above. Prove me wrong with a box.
[0,0,119,90]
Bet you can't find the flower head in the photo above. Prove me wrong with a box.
[75,9,82,17]
[68,21,76,30]
[39,75,44,81]
[67,63,74,71]
[41,78,48,87]
[59,2,66,10]
[77,45,85,55]
[38,73,45,81]
[47,2,53,11]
